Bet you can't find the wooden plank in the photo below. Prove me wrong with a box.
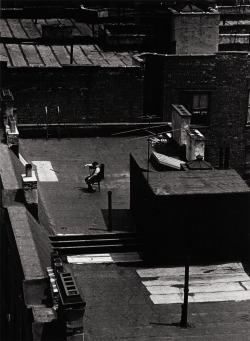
[68,254,113,264]
[142,274,250,286]
[7,19,28,39]
[67,252,142,264]
[5,44,27,66]
[0,19,12,38]
[20,44,43,66]
[32,161,59,182]
[84,51,109,66]
[73,22,92,36]
[138,263,250,304]
[102,52,127,66]
[0,44,10,64]
[151,290,250,305]
[51,45,70,65]
[137,263,245,278]
[58,19,73,26]
[114,52,133,66]
[45,19,60,25]
[71,45,92,65]
[20,19,41,39]
[36,45,60,67]
[146,281,248,295]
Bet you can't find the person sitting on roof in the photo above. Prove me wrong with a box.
[84,161,100,192]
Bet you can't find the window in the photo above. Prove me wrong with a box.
[180,91,210,125]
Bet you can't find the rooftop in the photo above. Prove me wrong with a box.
[0,43,136,67]
[148,169,250,196]
[13,136,250,340]
[0,18,94,40]
[0,18,137,67]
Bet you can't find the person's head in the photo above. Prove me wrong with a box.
[92,161,98,168]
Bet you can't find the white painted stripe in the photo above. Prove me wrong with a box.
[19,153,28,166]
[67,253,113,264]
[137,263,250,305]
[32,161,58,182]
[67,252,142,264]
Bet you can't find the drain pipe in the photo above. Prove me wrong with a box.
[108,191,112,231]
[180,256,190,328]
[224,146,230,169]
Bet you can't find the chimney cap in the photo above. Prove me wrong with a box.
[185,155,214,170]
[0,89,14,102]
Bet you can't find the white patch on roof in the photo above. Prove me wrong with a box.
[151,151,184,170]
[137,263,250,304]
[32,161,58,182]
[67,254,113,264]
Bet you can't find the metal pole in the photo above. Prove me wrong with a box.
[108,191,112,231]
[147,120,150,183]
[45,106,48,140]
[219,147,224,169]
[180,256,190,328]
[224,146,230,169]
[57,106,60,140]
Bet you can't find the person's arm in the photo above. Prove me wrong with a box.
[84,163,93,168]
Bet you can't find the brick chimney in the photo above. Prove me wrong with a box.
[186,129,206,161]
[1,89,14,126]
[21,164,38,218]
[171,104,191,146]
[5,115,19,156]
[169,4,219,54]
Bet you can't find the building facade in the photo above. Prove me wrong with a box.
[142,51,250,176]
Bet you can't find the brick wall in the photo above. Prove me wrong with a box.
[171,12,220,54]
[144,52,249,174]
[1,64,143,125]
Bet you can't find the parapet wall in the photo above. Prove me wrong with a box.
[0,141,56,340]
[1,63,143,127]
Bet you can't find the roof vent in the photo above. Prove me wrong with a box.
[183,155,214,170]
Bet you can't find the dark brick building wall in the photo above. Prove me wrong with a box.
[144,52,249,175]
[1,63,143,125]
[130,154,250,263]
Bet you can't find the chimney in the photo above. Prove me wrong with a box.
[21,164,38,219]
[1,89,14,126]
[186,129,206,161]
[169,5,219,54]
[50,252,86,340]
[6,115,19,156]
[172,104,191,146]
